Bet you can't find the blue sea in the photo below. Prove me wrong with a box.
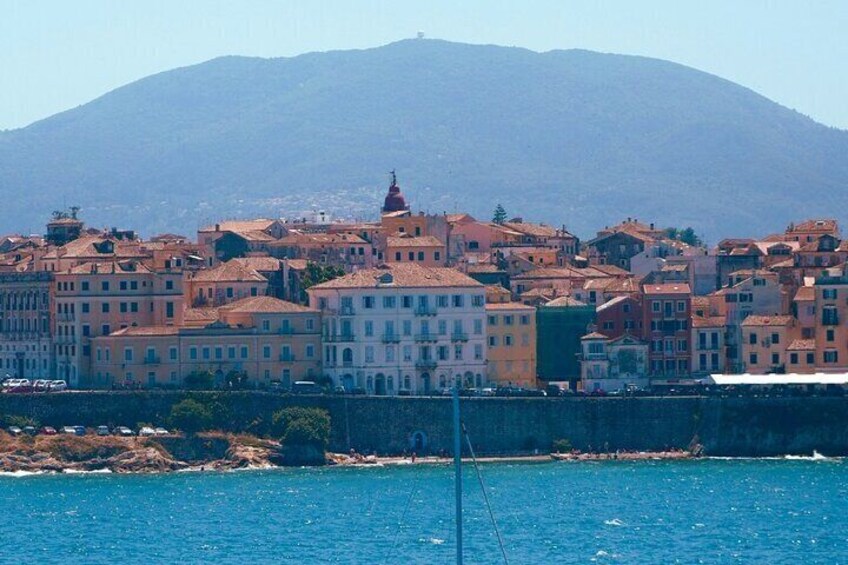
[2,458,847,564]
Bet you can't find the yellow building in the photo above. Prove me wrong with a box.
[485,302,537,388]
[90,296,321,389]
[814,267,848,371]
[740,315,795,374]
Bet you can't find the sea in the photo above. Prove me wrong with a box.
[1,458,846,564]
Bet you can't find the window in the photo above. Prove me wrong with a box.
[166,302,174,319]
[262,320,270,332]
[827,329,835,342]
[364,321,374,337]
[806,352,815,364]
[170,347,178,361]
[417,252,425,261]
[124,348,134,362]
[602,321,614,330]
[81,281,89,291]
[677,339,687,352]
[520,315,530,325]
[82,325,90,337]
[488,315,498,326]
[771,353,779,365]
[749,353,758,365]
[771,332,779,344]
[473,319,483,335]
[166,280,174,290]
[749,333,757,345]
[120,302,128,313]
[452,295,464,307]
[241,346,248,359]
[382,296,396,308]
[102,324,111,335]
[120,281,127,291]
[823,288,838,300]
[437,345,449,361]
[474,344,483,360]
[395,252,401,261]
[82,302,90,313]
[677,301,685,312]
[306,319,314,331]
[504,315,514,326]
[790,353,799,364]
[227,346,236,359]
[471,295,484,307]
[384,345,394,362]
[488,336,498,347]
[402,296,413,308]
[101,303,110,313]
[263,345,271,359]
[652,301,660,312]
[437,295,448,308]
[438,320,447,335]
[454,344,463,360]
[362,296,375,309]
[403,346,412,362]
[622,303,631,313]
[102,281,109,291]
[226,287,234,298]
[434,251,441,261]
[824,350,838,363]
[402,320,412,336]
[130,302,138,313]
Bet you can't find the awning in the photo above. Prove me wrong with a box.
[708,373,848,386]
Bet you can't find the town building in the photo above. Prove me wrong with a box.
[691,315,726,377]
[485,301,537,388]
[740,315,796,374]
[0,272,54,379]
[579,332,649,392]
[642,283,692,379]
[536,295,596,389]
[89,296,321,388]
[307,264,488,395]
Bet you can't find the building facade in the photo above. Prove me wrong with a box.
[485,302,537,388]
[0,272,54,379]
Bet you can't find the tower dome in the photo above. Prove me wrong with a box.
[382,170,409,213]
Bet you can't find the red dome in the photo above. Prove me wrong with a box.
[382,171,408,213]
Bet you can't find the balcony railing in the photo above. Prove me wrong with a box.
[414,305,438,317]
[279,353,296,362]
[340,305,355,316]
[415,359,437,370]
[144,357,161,365]
[414,333,439,343]
[450,333,469,342]
[381,333,401,343]
[325,333,356,343]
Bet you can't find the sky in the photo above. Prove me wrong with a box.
[2,0,847,131]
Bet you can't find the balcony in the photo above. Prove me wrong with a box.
[450,333,469,342]
[414,305,438,317]
[279,353,296,362]
[56,312,75,321]
[414,333,439,343]
[340,305,356,316]
[325,333,356,343]
[381,333,401,343]
[143,357,161,365]
[415,359,437,370]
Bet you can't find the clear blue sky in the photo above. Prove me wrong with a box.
[2,0,847,130]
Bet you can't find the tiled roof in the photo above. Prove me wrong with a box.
[661,263,689,272]
[545,295,588,308]
[109,326,181,336]
[793,286,815,302]
[386,235,444,248]
[581,331,609,340]
[643,283,691,295]
[740,315,794,327]
[65,260,152,276]
[199,219,277,234]
[219,296,317,314]
[519,287,556,299]
[790,219,838,233]
[191,262,267,283]
[485,302,535,311]
[589,264,632,277]
[692,315,726,328]
[502,222,557,238]
[787,339,816,351]
[230,257,283,272]
[184,307,220,324]
[596,295,635,313]
[466,264,501,273]
[285,259,308,270]
[309,264,482,290]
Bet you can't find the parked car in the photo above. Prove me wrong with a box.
[333,385,347,394]
[61,426,77,434]
[73,426,86,436]
[40,426,57,435]
[291,381,322,395]
[154,427,169,436]
[138,427,156,437]
[23,426,37,436]
[7,426,22,436]
[96,425,110,436]
[33,379,51,392]
[48,380,68,392]
[4,379,32,393]
[114,427,134,437]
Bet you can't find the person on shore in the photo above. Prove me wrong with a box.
[411,452,416,463]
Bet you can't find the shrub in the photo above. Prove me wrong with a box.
[169,399,213,436]
[184,370,215,390]
[552,438,573,453]
[271,407,330,465]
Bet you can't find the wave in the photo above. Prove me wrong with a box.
[0,470,49,478]
[604,518,626,527]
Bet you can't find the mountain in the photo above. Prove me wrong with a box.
[1,39,847,240]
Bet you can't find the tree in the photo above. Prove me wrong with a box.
[272,407,331,465]
[169,399,213,436]
[184,370,214,390]
[663,226,701,247]
[302,262,344,290]
[492,204,507,225]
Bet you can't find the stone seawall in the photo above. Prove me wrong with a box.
[1,392,847,457]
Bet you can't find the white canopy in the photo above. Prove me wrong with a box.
[708,373,848,386]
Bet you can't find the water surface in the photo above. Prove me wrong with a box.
[2,459,846,564]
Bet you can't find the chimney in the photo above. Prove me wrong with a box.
[650,223,655,230]
[215,224,220,232]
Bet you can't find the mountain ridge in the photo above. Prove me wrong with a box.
[1,38,846,239]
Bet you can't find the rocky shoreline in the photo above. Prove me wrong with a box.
[0,432,282,474]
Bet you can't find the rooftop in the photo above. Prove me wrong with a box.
[643,283,691,295]
[219,295,318,314]
[191,261,267,283]
[740,315,794,327]
[309,264,482,290]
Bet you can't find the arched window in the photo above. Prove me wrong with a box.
[439,374,447,389]
[404,375,411,390]
[342,348,353,365]
[387,376,394,391]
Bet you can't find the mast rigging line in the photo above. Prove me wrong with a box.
[463,423,509,565]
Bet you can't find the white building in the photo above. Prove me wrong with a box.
[579,332,649,392]
[307,264,488,395]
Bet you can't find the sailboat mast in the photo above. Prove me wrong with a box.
[453,382,463,565]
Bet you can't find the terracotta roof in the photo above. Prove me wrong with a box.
[519,288,556,299]
[485,302,535,311]
[219,295,317,314]
[191,262,267,283]
[643,283,691,295]
[790,219,838,233]
[596,295,634,313]
[309,264,482,290]
[184,307,220,324]
[545,295,588,308]
[793,286,815,302]
[740,315,794,327]
[501,222,557,238]
[109,326,180,336]
[589,264,632,277]
[467,264,501,273]
[787,339,816,351]
[446,213,476,224]
[285,259,308,270]
[199,219,277,234]
[661,263,689,272]
[692,315,726,328]
[513,267,596,280]
[65,260,152,276]
[230,257,283,272]
[581,331,609,340]
[386,235,444,248]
